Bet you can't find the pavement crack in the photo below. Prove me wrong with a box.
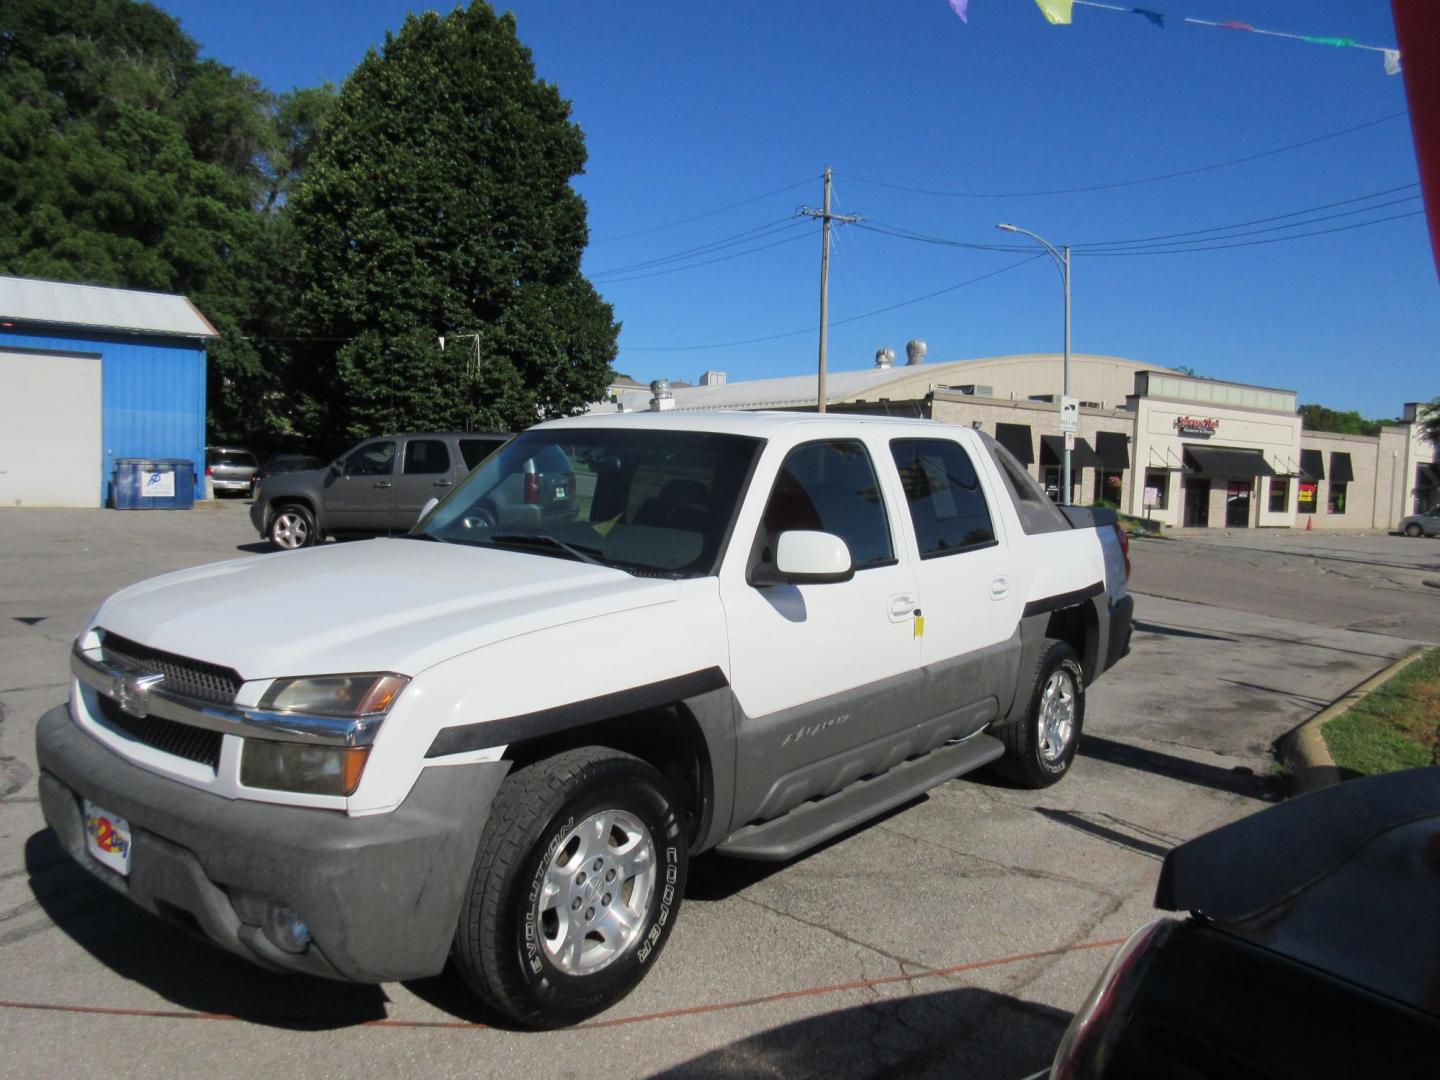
[735,892,936,976]
[873,823,1124,898]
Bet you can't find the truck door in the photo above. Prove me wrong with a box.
[392,437,456,530]
[722,438,922,825]
[886,436,1024,734]
[325,439,396,531]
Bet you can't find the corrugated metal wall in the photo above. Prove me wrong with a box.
[0,326,207,505]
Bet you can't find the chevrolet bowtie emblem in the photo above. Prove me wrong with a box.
[112,672,165,719]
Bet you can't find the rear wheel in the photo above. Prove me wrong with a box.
[453,747,688,1028]
[268,503,317,550]
[1406,523,1423,538]
[994,639,1085,788]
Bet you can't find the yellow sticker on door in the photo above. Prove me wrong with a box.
[914,614,925,638]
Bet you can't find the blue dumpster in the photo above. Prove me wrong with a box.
[112,459,197,510]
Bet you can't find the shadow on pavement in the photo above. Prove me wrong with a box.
[1132,619,1236,643]
[24,829,390,1029]
[645,985,1069,1080]
[1080,734,1276,801]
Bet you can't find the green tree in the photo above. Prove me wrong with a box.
[1418,398,1440,445]
[288,2,617,438]
[1298,404,1394,437]
[0,0,287,441]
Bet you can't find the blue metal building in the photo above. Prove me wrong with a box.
[0,276,218,507]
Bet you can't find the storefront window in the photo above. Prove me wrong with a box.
[1298,482,1317,514]
[1268,478,1289,514]
[1328,482,1347,514]
[1143,470,1169,510]
[1094,470,1124,508]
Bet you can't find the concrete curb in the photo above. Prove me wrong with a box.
[1278,646,1429,794]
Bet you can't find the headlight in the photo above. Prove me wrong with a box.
[259,673,408,716]
[241,741,370,796]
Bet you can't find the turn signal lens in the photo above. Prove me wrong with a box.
[260,673,409,717]
[241,741,371,796]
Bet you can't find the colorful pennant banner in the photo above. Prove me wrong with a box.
[948,2,1402,76]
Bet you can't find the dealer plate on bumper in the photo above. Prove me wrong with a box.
[83,800,132,876]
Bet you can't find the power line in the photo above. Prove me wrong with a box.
[620,254,1042,352]
[1076,184,1420,248]
[596,230,814,284]
[590,218,808,279]
[835,110,1408,199]
[588,177,814,245]
[1079,209,1425,256]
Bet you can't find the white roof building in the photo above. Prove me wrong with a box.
[0,275,219,339]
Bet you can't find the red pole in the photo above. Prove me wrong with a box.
[1392,0,1440,283]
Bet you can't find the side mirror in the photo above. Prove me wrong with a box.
[751,530,854,586]
[330,461,343,476]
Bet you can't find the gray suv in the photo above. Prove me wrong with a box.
[250,432,512,549]
[206,446,258,498]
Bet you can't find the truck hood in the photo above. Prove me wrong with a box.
[91,539,679,680]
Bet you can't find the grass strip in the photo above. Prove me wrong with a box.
[1322,647,1440,776]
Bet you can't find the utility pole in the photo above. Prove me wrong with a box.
[799,168,859,413]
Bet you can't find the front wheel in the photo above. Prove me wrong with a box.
[453,747,688,1028]
[1406,523,1423,538]
[268,503,317,550]
[993,639,1085,789]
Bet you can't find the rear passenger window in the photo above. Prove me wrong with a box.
[459,438,504,470]
[759,441,894,570]
[890,439,996,557]
[404,439,450,475]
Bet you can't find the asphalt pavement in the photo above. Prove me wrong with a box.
[0,506,1430,1078]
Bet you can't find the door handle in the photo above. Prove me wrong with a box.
[990,575,1010,600]
[373,481,393,489]
[889,594,918,621]
[433,479,453,487]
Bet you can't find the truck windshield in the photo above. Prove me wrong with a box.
[414,428,763,577]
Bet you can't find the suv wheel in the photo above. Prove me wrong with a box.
[268,503,317,550]
[993,639,1085,789]
[453,747,688,1028]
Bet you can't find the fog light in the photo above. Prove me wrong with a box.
[263,899,312,954]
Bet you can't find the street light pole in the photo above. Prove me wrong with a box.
[997,223,1072,505]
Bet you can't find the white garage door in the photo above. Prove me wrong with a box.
[0,350,102,507]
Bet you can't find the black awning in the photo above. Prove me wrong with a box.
[994,422,1034,465]
[1299,448,1325,481]
[1183,445,1277,478]
[1040,435,1103,470]
[1095,431,1130,469]
[1329,452,1354,484]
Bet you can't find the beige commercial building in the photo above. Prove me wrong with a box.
[600,353,1437,530]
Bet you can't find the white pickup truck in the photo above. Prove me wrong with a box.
[38,410,1132,1027]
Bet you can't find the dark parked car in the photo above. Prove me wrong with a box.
[205,446,257,497]
[1398,507,1440,537]
[1049,767,1439,1079]
[250,431,512,549]
[253,454,324,484]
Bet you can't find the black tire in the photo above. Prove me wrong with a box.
[1406,523,1423,538]
[267,502,317,550]
[993,639,1085,789]
[453,747,688,1028]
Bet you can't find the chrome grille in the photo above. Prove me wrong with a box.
[97,630,242,705]
[96,695,223,771]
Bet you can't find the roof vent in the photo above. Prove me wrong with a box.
[699,370,726,387]
[905,339,927,366]
[875,348,895,369]
[649,379,675,411]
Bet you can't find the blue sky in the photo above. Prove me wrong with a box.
[159,0,1434,418]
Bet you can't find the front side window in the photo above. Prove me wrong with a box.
[757,440,894,571]
[403,439,450,475]
[344,440,395,476]
[890,439,995,557]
